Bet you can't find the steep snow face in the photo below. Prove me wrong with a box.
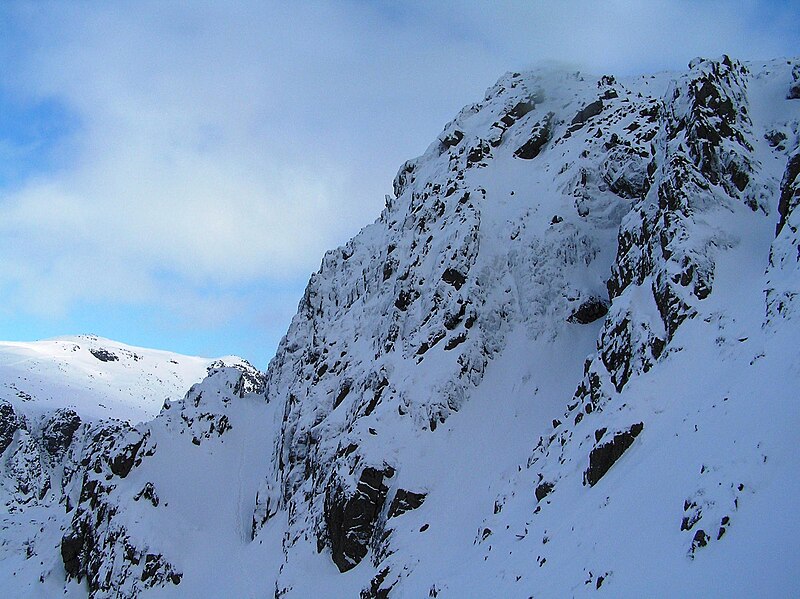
[260,65,664,567]
[2,56,800,599]
[0,335,249,423]
[256,56,800,597]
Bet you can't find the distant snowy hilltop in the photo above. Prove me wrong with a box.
[2,56,799,598]
[0,335,250,423]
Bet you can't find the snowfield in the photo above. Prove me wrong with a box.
[0,335,247,423]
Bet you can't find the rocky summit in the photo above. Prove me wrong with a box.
[2,56,799,598]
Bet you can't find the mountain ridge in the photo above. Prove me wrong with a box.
[0,334,251,424]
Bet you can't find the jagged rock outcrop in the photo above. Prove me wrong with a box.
[89,348,119,362]
[514,112,554,159]
[566,56,767,416]
[583,422,644,486]
[258,63,674,581]
[788,64,800,100]
[41,409,81,457]
[60,422,159,596]
[0,400,20,456]
[567,297,609,324]
[54,362,268,598]
[776,152,800,235]
[767,150,800,322]
[324,465,394,572]
[387,488,426,518]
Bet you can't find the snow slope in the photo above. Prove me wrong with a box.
[2,56,799,598]
[0,334,247,423]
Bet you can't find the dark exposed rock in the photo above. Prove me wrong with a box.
[788,65,800,100]
[584,423,644,487]
[514,112,555,160]
[203,359,265,397]
[467,141,491,166]
[653,279,697,340]
[361,567,393,599]
[441,129,465,149]
[691,529,709,551]
[383,259,396,281]
[394,288,418,311]
[717,515,731,540]
[184,412,232,446]
[535,481,554,502]
[444,301,467,330]
[141,553,182,586]
[441,268,466,290]
[776,152,800,235]
[90,348,119,362]
[599,314,664,393]
[232,364,267,397]
[134,482,160,507]
[444,332,467,351]
[388,489,427,518]
[681,500,701,531]
[0,400,20,455]
[765,129,787,148]
[393,160,417,198]
[110,437,145,479]
[41,408,81,456]
[334,381,352,409]
[324,465,393,572]
[567,298,609,324]
[61,531,84,578]
[571,99,604,126]
[363,378,389,417]
[500,100,535,127]
[679,57,756,202]
[596,575,605,589]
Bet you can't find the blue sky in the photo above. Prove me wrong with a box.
[0,0,798,366]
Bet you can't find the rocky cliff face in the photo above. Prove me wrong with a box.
[0,345,266,598]
[244,56,800,598]
[2,56,800,598]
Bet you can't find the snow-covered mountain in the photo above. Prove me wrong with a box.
[0,334,249,423]
[0,337,262,597]
[2,56,799,598]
